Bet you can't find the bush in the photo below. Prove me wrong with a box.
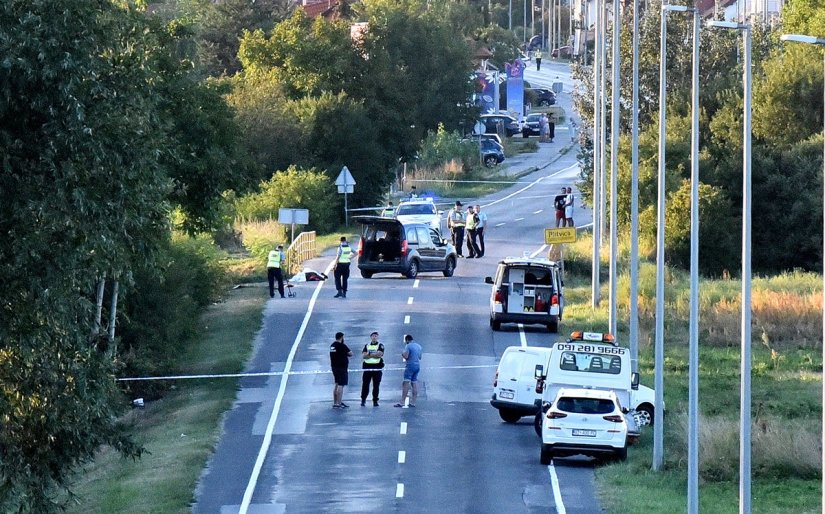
[238,219,286,263]
[418,124,478,171]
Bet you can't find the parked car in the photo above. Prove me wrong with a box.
[353,216,457,279]
[394,198,442,232]
[484,257,564,332]
[479,114,521,138]
[491,346,554,422]
[552,46,573,58]
[526,88,556,106]
[527,35,545,51]
[480,139,505,168]
[521,113,543,137]
[464,132,503,146]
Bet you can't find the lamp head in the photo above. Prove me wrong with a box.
[780,34,825,45]
[661,4,692,12]
[706,20,746,30]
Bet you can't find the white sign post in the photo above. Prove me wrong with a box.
[335,166,356,226]
[278,208,309,244]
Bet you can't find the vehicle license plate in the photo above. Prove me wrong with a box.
[499,391,514,399]
[572,429,596,437]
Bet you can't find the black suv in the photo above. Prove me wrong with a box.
[354,216,458,279]
[526,88,556,106]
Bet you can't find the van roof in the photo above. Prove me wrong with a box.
[498,257,559,267]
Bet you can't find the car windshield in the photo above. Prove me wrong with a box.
[527,115,542,122]
[556,397,615,415]
[397,204,436,216]
[559,351,622,375]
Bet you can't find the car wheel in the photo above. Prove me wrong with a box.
[635,404,654,427]
[547,320,558,333]
[491,319,501,331]
[360,270,373,279]
[405,259,419,279]
[522,129,530,138]
[498,409,522,423]
[484,155,497,168]
[540,444,553,465]
[615,446,628,462]
[534,411,542,437]
[442,256,456,277]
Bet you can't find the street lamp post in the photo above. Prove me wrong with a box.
[778,31,825,514]
[607,0,620,335]
[591,0,602,308]
[707,19,752,514]
[629,0,641,378]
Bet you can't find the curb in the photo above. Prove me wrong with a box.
[507,141,576,180]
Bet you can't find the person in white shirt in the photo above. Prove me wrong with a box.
[474,204,487,257]
[564,187,575,227]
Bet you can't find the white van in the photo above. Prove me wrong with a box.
[491,346,553,422]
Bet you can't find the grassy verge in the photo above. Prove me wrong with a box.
[65,286,265,513]
[558,234,822,512]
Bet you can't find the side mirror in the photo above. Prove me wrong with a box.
[484,276,494,284]
[534,364,544,379]
[535,380,544,394]
[622,407,629,414]
[631,372,640,390]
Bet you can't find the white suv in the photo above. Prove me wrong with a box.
[540,388,629,464]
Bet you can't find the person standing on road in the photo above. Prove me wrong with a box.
[360,331,385,406]
[554,187,567,228]
[548,113,556,143]
[267,244,286,299]
[474,204,487,257]
[535,49,543,71]
[539,114,548,143]
[447,201,465,257]
[330,332,353,409]
[333,236,353,298]
[395,334,423,408]
[564,187,575,227]
[465,205,481,258]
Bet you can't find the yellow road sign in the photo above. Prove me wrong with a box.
[544,227,576,244]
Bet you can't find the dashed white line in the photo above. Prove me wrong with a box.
[396,483,405,498]
[519,324,527,347]
[400,422,408,435]
[495,222,506,227]
[533,209,544,214]
[404,315,410,324]
[398,451,406,463]
[407,297,414,305]
[549,463,566,514]
[413,279,420,288]
[514,217,525,221]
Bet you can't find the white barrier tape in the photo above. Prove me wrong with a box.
[117,364,498,382]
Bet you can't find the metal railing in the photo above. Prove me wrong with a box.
[286,231,316,277]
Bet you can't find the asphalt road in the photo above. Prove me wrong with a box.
[193,140,607,513]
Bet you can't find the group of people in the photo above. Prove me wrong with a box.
[329,331,423,409]
[446,201,487,259]
[554,186,575,227]
[539,113,555,143]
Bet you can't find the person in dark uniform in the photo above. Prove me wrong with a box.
[329,331,353,409]
[266,244,286,298]
[334,236,353,298]
[447,201,465,257]
[360,331,385,406]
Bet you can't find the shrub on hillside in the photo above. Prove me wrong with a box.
[418,124,478,171]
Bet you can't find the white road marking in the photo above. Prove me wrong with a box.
[514,217,525,221]
[404,315,410,324]
[530,245,548,258]
[396,483,405,498]
[533,209,544,214]
[400,422,408,435]
[481,163,579,210]
[549,463,567,514]
[239,261,334,514]
[519,324,527,347]
[495,222,506,227]
[398,451,406,463]
[407,297,414,305]
[413,279,420,288]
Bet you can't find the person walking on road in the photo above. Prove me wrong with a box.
[447,201,465,257]
[535,49,543,71]
[465,205,481,258]
[474,204,487,257]
[564,187,575,227]
[394,334,422,408]
[266,244,286,298]
[554,187,567,228]
[333,236,353,298]
[360,331,385,406]
[330,332,353,409]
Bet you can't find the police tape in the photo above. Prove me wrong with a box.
[117,364,498,382]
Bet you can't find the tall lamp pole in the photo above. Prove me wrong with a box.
[779,31,825,514]
[708,20,753,514]
[591,0,602,308]
[629,0,641,377]
[607,0,620,335]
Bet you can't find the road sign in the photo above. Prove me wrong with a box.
[335,166,356,187]
[473,121,485,135]
[544,227,576,244]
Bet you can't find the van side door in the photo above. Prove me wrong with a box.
[552,267,564,315]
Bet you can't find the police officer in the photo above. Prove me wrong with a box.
[334,236,353,298]
[447,201,465,257]
[360,331,385,406]
[465,205,481,258]
[267,244,286,298]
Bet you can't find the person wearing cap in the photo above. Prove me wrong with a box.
[447,201,465,257]
[334,236,353,298]
[360,331,385,406]
[465,205,481,258]
[266,244,286,298]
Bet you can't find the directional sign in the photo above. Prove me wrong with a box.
[544,227,576,244]
[335,166,356,187]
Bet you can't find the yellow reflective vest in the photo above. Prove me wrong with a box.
[267,250,283,268]
[363,341,383,366]
[338,245,353,263]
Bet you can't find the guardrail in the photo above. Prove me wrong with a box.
[286,231,316,276]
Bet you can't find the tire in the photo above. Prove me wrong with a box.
[484,155,497,168]
[360,270,373,279]
[405,259,419,279]
[491,319,501,331]
[540,444,553,465]
[522,129,529,138]
[635,404,654,427]
[442,257,456,277]
[615,446,628,462]
[547,320,558,333]
[534,411,542,437]
[498,409,522,423]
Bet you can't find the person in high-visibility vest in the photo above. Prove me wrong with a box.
[360,331,385,406]
[465,205,481,258]
[447,201,465,257]
[267,244,286,298]
[334,236,353,298]
[535,49,543,71]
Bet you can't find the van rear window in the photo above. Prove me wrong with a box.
[556,397,615,414]
[559,351,621,375]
